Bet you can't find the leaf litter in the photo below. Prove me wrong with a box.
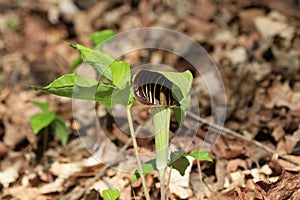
[0,0,300,199]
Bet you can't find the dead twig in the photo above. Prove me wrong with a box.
[187,112,299,166]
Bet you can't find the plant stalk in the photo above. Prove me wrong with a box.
[126,105,151,200]
[159,168,166,200]
[151,106,171,200]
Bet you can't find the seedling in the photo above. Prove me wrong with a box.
[30,31,212,199]
[30,101,69,146]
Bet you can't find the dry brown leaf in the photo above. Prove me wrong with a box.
[0,141,8,157]
[190,172,212,199]
[254,169,300,200]
[225,46,247,65]
[239,9,265,32]
[258,81,300,111]
[0,158,23,188]
[254,11,294,43]
[192,0,216,21]
[3,187,48,200]
[271,125,285,142]
[226,159,251,172]
[248,62,271,82]
[185,17,216,36]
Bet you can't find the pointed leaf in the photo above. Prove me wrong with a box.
[111,84,132,106]
[131,159,156,184]
[66,43,114,82]
[110,60,130,89]
[168,151,190,176]
[69,57,83,73]
[30,73,115,109]
[32,101,49,113]
[90,29,115,46]
[65,42,92,60]
[30,111,56,134]
[160,70,193,124]
[51,116,69,146]
[184,149,212,162]
[66,43,131,88]
[102,189,120,200]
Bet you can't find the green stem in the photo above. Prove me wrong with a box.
[151,106,171,200]
[126,105,151,200]
[159,168,166,200]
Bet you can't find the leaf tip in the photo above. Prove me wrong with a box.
[29,85,41,90]
[64,41,77,49]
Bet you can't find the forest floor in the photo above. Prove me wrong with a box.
[0,0,300,199]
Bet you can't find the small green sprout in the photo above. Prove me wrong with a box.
[30,101,69,146]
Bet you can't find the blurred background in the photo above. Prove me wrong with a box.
[0,0,300,199]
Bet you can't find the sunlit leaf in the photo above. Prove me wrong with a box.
[51,116,69,146]
[30,73,115,109]
[184,149,212,162]
[102,189,120,200]
[66,43,114,81]
[69,57,83,73]
[90,29,115,47]
[66,43,131,89]
[30,111,56,134]
[131,159,156,184]
[160,70,193,124]
[32,101,49,113]
[110,60,130,89]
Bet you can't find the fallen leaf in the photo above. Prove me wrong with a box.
[239,9,265,32]
[0,158,23,188]
[254,169,300,200]
[254,12,293,42]
[271,125,285,142]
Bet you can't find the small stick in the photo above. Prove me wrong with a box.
[127,106,151,200]
[187,112,299,166]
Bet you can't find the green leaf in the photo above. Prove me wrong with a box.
[111,84,131,106]
[32,101,49,113]
[69,57,83,73]
[184,149,213,162]
[102,189,120,200]
[66,43,114,82]
[30,111,56,134]
[160,70,193,124]
[131,159,156,184]
[110,60,130,89]
[51,116,69,146]
[66,43,131,88]
[90,29,115,46]
[65,42,92,59]
[168,151,190,176]
[30,73,115,109]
